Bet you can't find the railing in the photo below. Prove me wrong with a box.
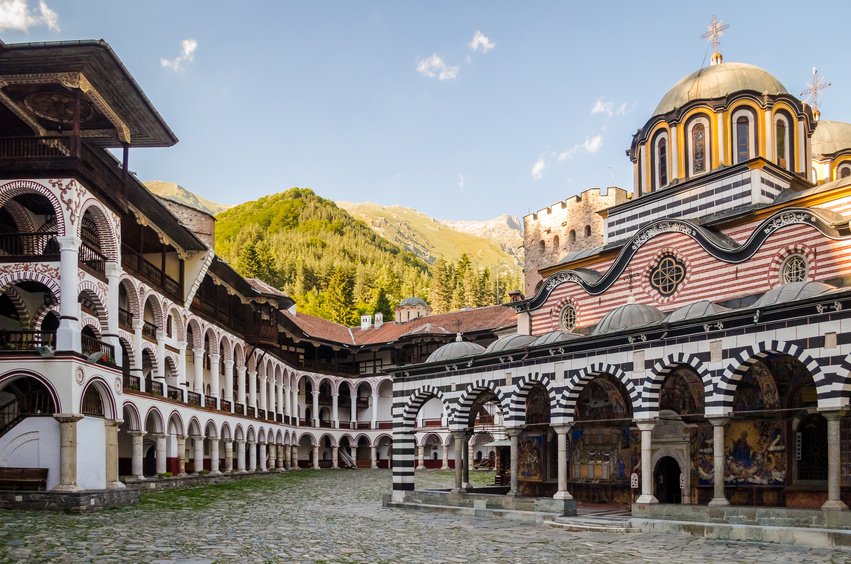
[276,414,283,423]
[81,334,115,364]
[0,330,55,351]
[220,399,232,412]
[167,388,183,402]
[0,136,73,159]
[78,239,107,278]
[378,421,393,430]
[205,397,218,410]
[0,232,59,261]
[187,391,201,406]
[141,320,157,340]
[258,409,266,420]
[300,418,310,426]
[423,418,443,428]
[319,420,332,428]
[0,391,53,438]
[267,412,275,421]
[148,380,163,396]
[118,307,134,330]
[356,421,372,430]
[121,244,181,300]
[234,403,245,415]
[123,374,140,391]
[247,407,256,418]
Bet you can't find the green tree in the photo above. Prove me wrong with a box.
[324,267,357,325]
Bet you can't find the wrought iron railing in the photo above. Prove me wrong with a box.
[205,397,218,410]
[220,399,232,412]
[167,388,183,402]
[234,403,245,415]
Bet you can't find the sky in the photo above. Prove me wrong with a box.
[2,1,851,221]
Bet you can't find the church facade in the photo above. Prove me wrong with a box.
[391,43,851,524]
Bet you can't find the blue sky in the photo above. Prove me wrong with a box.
[2,1,851,220]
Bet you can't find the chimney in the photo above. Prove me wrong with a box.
[374,312,384,328]
[360,314,372,330]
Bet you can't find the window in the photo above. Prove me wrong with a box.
[692,123,706,174]
[653,132,669,189]
[552,235,560,250]
[780,253,808,284]
[775,116,789,168]
[584,225,591,238]
[732,110,756,164]
[838,164,851,179]
[649,254,686,296]
[539,240,545,253]
[559,304,576,332]
[568,230,576,244]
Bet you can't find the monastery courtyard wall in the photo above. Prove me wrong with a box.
[0,469,846,562]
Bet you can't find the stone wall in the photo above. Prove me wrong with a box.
[159,198,216,248]
[0,489,139,513]
[522,187,630,296]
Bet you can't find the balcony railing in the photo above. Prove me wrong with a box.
[356,421,371,430]
[0,232,59,261]
[148,380,163,396]
[378,421,392,430]
[123,373,140,391]
[141,320,158,340]
[234,403,245,415]
[118,307,133,330]
[276,413,283,423]
[220,399,232,412]
[121,244,182,300]
[167,388,183,402]
[423,418,443,428]
[0,135,73,159]
[187,391,201,407]
[78,240,107,279]
[0,330,55,351]
[258,409,266,420]
[247,406,256,418]
[205,397,218,410]
[81,334,115,364]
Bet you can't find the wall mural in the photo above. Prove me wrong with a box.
[518,433,544,481]
[569,426,635,482]
[724,420,785,485]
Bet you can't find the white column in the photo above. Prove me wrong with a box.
[175,342,187,399]
[370,446,377,469]
[441,442,450,470]
[56,236,81,353]
[277,382,284,419]
[155,433,167,475]
[332,446,339,469]
[224,440,234,473]
[259,376,267,413]
[350,394,358,429]
[223,359,234,404]
[670,123,679,181]
[132,319,145,392]
[332,393,339,429]
[636,421,658,504]
[130,430,145,479]
[237,366,247,406]
[193,349,204,394]
[155,330,166,380]
[553,425,573,500]
[259,442,268,471]
[209,438,220,475]
[417,445,425,470]
[236,440,246,472]
[193,436,204,474]
[248,370,258,408]
[248,442,257,471]
[764,107,774,161]
[103,263,121,366]
[268,378,275,414]
[708,417,730,506]
[283,383,290,420]
[312,389,320,427]
[452,431,464,492]
[822,410,848,510]
[209,353,221,400]
[313,445,321,469]
[507,428,520,496]
[104,422,124,487]
[371,393,379,429]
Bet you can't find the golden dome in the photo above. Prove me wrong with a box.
[811,120,851,157]
[654,62,788,116]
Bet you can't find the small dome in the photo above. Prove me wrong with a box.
[654,62,788,116]
[593,302,665,335]
[426,338,485,363]
[667,300,729,323]
[531,331,583,347]
[752,281,836,308]
[811,120,851,157]
[483,334,537,354]
[399,297,428,307]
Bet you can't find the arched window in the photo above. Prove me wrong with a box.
[568,230,576,244]
[688,119,708,176]
[538,240,545,253]
[775,116,790,169]
[552,235,560,250]
[838,163,851,179]
[732,109,756,164]
[653,132,669,189]
[583,225,591,238]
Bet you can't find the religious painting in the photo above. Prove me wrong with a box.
[694,424,714,486]
[724,420,785,485]
[732,362,779,413]
[518,433,544,481]
[577,378,629,421]
[568,425,633,482]
[659,369,704,415]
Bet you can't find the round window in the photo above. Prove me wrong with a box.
[780,253,808,284]
[649,255,686,297]
[559,305,577,332]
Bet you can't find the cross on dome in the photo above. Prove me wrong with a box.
[702,15,729,65]
[801,66,831,118]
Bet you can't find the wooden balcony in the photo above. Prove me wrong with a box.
[81,334,115,364]
[141,320,157,341]
[186,391,202,407]
[0,330,55,352]
[0,232,59,262]
[122,244,182,302]
[122,373,140,392]
[118,308,134,330]
[78,240,107,280]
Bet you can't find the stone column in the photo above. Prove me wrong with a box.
[177,342,188,394]
[708,417,730,506]
[417,445,426,470]
[193,349,204,394]
[284,443,291,469]
[155,433,167,475]
[462,432,472,490]
[553,425,573,500]
[223,440,234,473]
[209,438,221,475]
[56,236,81,352]
[269,378,276,414]
[310,444,318,469]
[53,414,83,491]
[277,445,285,470]
[452,431,465,492]
[176,435,187,476]
[129,430,146,480]
[636,421,658,504]
[248,370,258,409]
[371,393,379,429]
[268,443,276,470]
[132,319,145,392]
[237,365,247,406]
[441,441,450,470]
[822,410,848,510]
[104,419,125,489]
[208,353,221,401]
[223,360,235,404]
[259,376,267,413]
[193,435,204,474]
[291,445,299,469]
[236,439,246,472]
[370,445,378,469]
[103,263,122,367]
[332,445,339,469]
[259,442,268,471]
[350,394,358,429]
[312,389,320,427]
[248,442,257,471]
[277,383,285,420]
[332,393,339,428]
[507,428,520,497]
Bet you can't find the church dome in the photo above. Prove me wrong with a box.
[483,334,537,354]
[531,331,583,347]
[426,336,485,363]
[654,62,788,116]
[811,120,851,157]
[752,281,836,308]
[593,302,666,335]
[666,300,729,323]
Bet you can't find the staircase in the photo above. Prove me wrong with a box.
[338,449,356,469]
[546,506,637,533]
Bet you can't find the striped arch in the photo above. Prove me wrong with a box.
[506,372,557,426]
[233,341,245,367]
[80,314,102,336]
[0,270,61,304]
[715,340,824,414]
[163,353,179,378]
[2,284,30,325]
[451,379,509,428]
[165,306,185,341]
[118,330,136,367]
[558,363,639,422]
[203,326,219,355]
[0,180,66,236]
[0,369,61,413]
[4,199,36,233]
[78,198,119,262]
[80,376,117,419]
[219,334,233,364]
[32,303,59,331]
[142,292,164,329]
[140,341,160,374]
[399,385,448,429]
[186,317,204,349]
[77,280,108,330]
[118,277,141,319]
[640,353,714,416]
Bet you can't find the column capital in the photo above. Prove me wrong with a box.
[56,235,81,252]
[236,439,246,445]
[193,348,205,359]
[128,430,147,437]
[636,420,657,432]
[708,416,730,427]
[104,418,123,428]
[54,413,84,424]
[553,424,573,435]
[151,433,167,440]
[819,408,848,420]
[505,428,522,438]
[223,359,235,368]
[209,353,221,363]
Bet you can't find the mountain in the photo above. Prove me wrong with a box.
[144,181,230,215]
[338,202,522,273]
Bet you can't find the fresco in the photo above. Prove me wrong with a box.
[724,420,785,485]
[569,426,635,482]
[518,433,544,481]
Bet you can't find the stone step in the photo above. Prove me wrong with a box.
[546,517,638,533]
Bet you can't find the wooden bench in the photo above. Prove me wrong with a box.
[0,467,48,491]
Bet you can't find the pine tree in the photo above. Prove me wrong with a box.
[324,267,358,325]
[373,287,393,319]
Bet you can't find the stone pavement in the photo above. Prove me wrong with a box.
[0,470,848,563]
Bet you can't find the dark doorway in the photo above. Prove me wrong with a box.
[143,444,156,476]
[654,456,681,504]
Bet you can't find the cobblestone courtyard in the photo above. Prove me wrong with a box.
[1,470,849,563]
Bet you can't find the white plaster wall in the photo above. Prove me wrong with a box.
[0,417,60,490]
[76,417,105,490]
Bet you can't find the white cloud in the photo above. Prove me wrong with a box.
[161,38,198,72]
[0,0,59,32]
[469,31,495,54]
[531,158,545,181]
[558,134,604,161]
[458,174,464,189]
[590,97,632,118]
[416,54,459,80]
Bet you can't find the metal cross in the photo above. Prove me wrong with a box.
[702,15,729,53]
[801,67,831,110]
